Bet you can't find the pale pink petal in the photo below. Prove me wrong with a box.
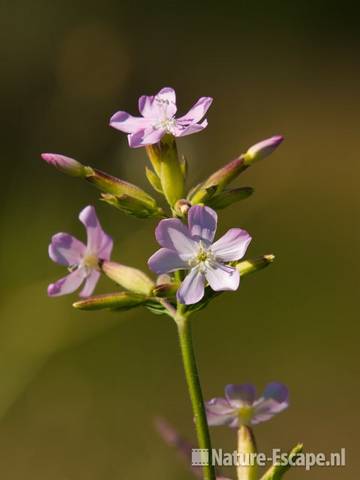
[153,87,177,118]
[138,95,155,117]
[128,127,165,148]
[251,398,288,425]
[188,205,217,244]
[211,228,252,262]
[206,398,237,426]
[79,206,113,257]
[148,248,188,274]
[177,269,205,305]
[177,96,213,123]
[205,263,240,291]
[109,111,151,133]
[225,384,256,408]
[174,119,208,137]
[79,270,101,298]
[49,233,85,266]
[47,268,86,297]
[155,218,197,258]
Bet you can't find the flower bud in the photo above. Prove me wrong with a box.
[73,291,147,311]
[146,135,185,207]
[237,425,257,480]
[243,136,283,166]
[101,193,165,219]
[173,199,191,217]
[41,153,86,177]
[102,261,154,295]
[235,254,275,276]
[207,187,254,209]
[145,166,163,193]
[84,167,157,208]
[190,156,247,204]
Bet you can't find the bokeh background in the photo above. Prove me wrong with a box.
[0,0,359,478]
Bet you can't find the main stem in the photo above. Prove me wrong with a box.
[176,313,216,480]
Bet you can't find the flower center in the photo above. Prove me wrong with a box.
[82,253,99,271]
[189,242,215,272]
[238,405,254,425]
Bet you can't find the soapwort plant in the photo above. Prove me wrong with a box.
[42,87,302,480]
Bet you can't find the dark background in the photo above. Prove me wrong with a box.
[0,1,359,478]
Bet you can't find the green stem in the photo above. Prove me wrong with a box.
[176,313,216,480]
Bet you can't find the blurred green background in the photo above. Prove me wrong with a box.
[0,0,359,478]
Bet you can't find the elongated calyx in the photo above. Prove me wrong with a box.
[102,261,154,295]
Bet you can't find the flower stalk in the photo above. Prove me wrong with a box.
[176,311,216,480]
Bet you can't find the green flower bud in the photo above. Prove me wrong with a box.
[73,291,147,311]
[235,254,275,275]
[207,187,254,209]
[41,153,87,177]
[146,135,185,207]
[243,136,283,166]
[101,193,165,219]
[260,444,303,480]
[102,261,154,295]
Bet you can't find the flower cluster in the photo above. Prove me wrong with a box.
[42,87,297,480]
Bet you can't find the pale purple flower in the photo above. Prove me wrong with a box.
[110,87,213,148]
[48,206,113,298]
[148,205,251,305]
[206,383,289,428]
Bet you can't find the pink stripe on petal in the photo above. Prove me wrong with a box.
[175,119,208,137]
[212,228,252,262]
[177,96,213,123]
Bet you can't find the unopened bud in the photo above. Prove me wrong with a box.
[244,136,283,165]
[173,199,191,217]
[207,187,254,209]
[73,291,147,311]
[235,254,275,276]
[41,153,86,177]
[146,135,185,207]
[101,193,165,219]
[190,156,247,204]
[102,261,154,295]
[260,444,303,480]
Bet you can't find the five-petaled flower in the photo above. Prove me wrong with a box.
[148,205,251,305]
[110,87,213,148]
[48,206,113,298]
[206,383,289,428]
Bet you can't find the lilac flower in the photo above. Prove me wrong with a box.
[48,206,113,298]
[110,87,213,148]
[206,383,289,428]
[148,205,251,305]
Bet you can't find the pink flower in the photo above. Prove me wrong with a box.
[110,87,213,148]
[148,205,251,305]
[48,206,113,298]
[206,383,289,428]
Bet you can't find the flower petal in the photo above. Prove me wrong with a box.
[177,96,213,123]
[128,127,165,148]
[174,119,208,137]
[155,218,197,258]
[225,384,256,407]
[47,268,86,297]
[211,228,252,262]
[148,248,188,274]
[79,206,113,257]
[154,87,177,117]
[263,382,289,403]
[109,111,151,133]
[188,205,217,244]
[49,233,85,266]
[138,94,155,117]
[251,398,288,425]
[177,269,205,305]
[206,398,237,426]
[79,270,101,298]
[205,263,240,292]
